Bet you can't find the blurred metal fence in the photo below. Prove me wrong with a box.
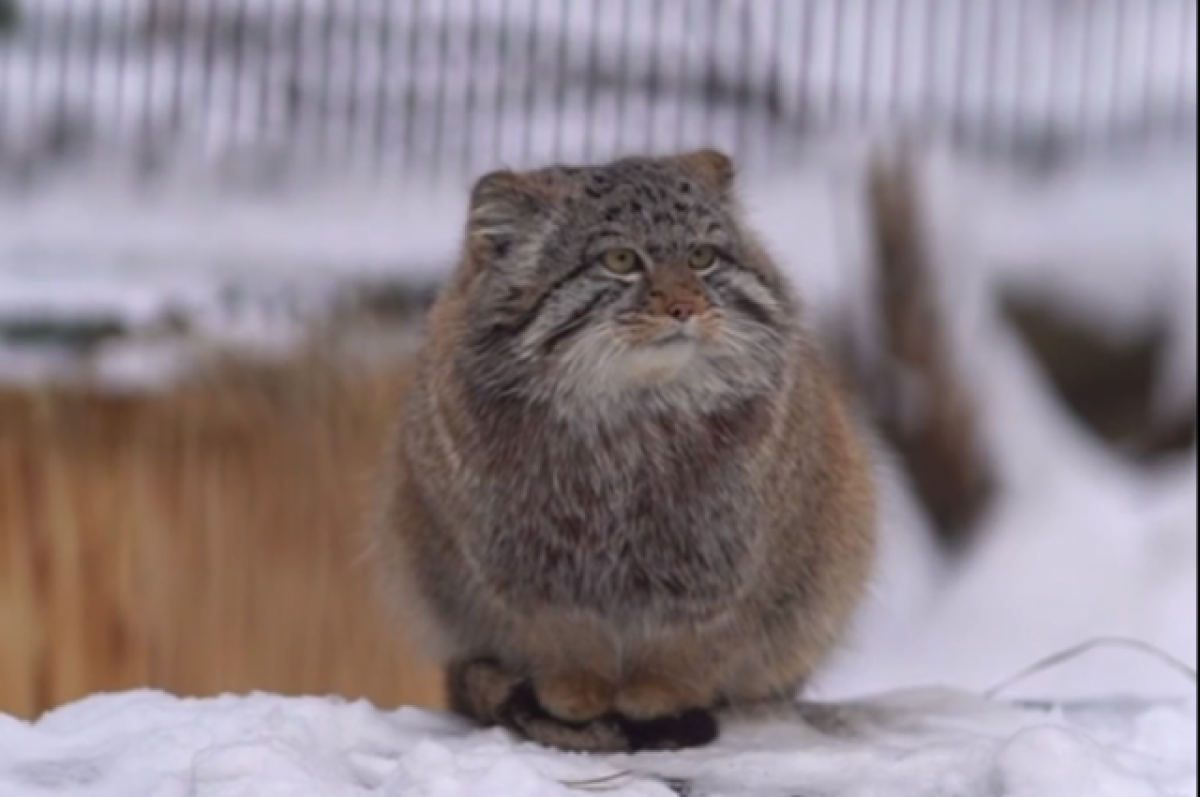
[0,0,1196,188]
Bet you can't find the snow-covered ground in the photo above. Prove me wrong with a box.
[0,688,1195,796]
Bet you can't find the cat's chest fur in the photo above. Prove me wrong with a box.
[468,400,770,622]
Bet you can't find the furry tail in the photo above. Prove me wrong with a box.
[828,151,996,551]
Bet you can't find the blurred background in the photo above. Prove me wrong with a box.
[0,0,1195,720]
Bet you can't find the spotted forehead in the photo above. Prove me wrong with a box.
[551,161,728,252]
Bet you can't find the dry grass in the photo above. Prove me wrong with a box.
[0,345,443,719]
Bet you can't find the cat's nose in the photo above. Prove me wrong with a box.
[649,288,701,321]
[666,298,698,321]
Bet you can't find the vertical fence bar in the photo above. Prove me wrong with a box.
[1178,1,1196,134]
[1080,0,1099,148]
[345,0,363,173]
[888,0,906,138]
[430,0,451,180]
[283,0,304,171]
[978,0,999,154]
[491,0,511,167]
[797,0,818,145]
[256,0,275,168]
[316,0,336,167]
[920,0,937,133]
[84,0,103,149]
[0,3,9,139]
[580,0,599,162]
[1139,1,1156,132]
[400,0,423,174]
[1012,0,1030,157]
[111,0,130,142]
[995,0,1016,151]
[164,0,188,167]
[460,0,480,173]
[53,0,72,148]
[371,0,392,176]
[1038,0,1057,148]
[672,0,693,155]
[199,0,218,161]
[857,0,875,133]
[760,0,783,165]
[229,0,247,161]
[643,0,662,154]
[1105,1,1123,137]
[613,0,632,157]
[731,1,750,157]
[826,1,844,130]
[27,0,46,162]
[950,0,970,145]
[699,0,718,147]
[549,0,568,163]
[521,0,542,167]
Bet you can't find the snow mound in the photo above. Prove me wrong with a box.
[0,688,1193,797]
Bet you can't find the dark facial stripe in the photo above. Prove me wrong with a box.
[712,277,778,329]
[539,285,623,353]
[492,258,600,341]
[727,292,778,329]
[716,249,774,291]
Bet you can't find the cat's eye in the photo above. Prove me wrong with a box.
[688,245,718,271]
[602,247,643,275]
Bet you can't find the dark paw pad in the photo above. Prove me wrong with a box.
[617,707,719,752]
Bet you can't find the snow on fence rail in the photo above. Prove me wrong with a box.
[0,0,1196,189]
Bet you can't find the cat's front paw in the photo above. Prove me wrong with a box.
[614,670,715,721]
[609,670,720,751]
[533,669,616,723]
[500,680,630,753]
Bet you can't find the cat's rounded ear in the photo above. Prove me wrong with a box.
[467,169,557,260]
[673,149,736,196]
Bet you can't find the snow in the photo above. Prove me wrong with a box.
[0,688,1194,796]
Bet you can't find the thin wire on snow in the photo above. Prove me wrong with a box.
[984,635,1198,700]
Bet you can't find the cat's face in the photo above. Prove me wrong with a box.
[459,151,797,411]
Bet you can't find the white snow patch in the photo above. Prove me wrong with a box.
[0,689,1192,796]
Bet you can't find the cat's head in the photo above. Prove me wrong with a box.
[454,150,799,414]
